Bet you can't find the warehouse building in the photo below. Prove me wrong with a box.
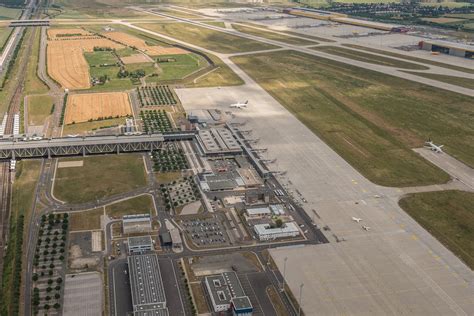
[204,272,253,315]
[122,214,152,234]
[419,40,474,58]
[128,254,168,315]
[254,222,300,241]
[128,236,154,255]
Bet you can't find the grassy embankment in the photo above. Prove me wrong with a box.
[54,154,147,203]
[135,22,278,54]
[312,46,430,70]
[232,50,474,187]
[399,190,474,270]
[1,160,42,315]
[105,194,154,218]
[402,71,474,90]
[232,24,318,46]
[342,44,474,74]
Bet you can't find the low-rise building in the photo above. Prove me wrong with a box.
[128,236,153,255]
[254,222,300,241]
[169,228,182,249]
[123,214,152,234]
[246,206,271,218]
[204,272,252,315]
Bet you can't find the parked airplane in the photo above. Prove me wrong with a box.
[362,226,371,231]
[352,217,362,223]
[67,134,79,138]
[230,100,248,109]
[424,139,444,153]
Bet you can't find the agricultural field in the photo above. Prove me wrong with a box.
[54,155,147,204]
[135,22,279,54]
[27,95,54,126]
[47,37,123,89]
[64,92,132,124]
[232,24,317,46]
[102,31,189,56]
[312,46,429,70]
[399,191,474,269]
[342,44,474,74]
[137,85,177,106]
[232,50,474,187]
[403,71,474,90]
[152,146,189,172]
[105,194,154,218]
[140,110,173,133]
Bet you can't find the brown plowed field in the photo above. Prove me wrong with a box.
[47,38,123,90]
[102,31,188,56]
[47,28,94,40]
[65,92,132,124]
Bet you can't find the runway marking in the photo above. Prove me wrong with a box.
[411,234,418,240]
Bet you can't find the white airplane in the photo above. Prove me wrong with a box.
[31,136,43,141]
[352,217,362,223]
[424,139,444,153]
[362,226,371,231]
[67,134,79,138]
[230,100,248,109]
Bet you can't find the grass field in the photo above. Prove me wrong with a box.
[313,46,429,70]
[105,194,154,218]
[70,208,103,231]
[190,52,244,87]
[24,28,48,95]
[54,154,147,203]
[62,117,125,134]
[27,95,53,126]
[342,44,474,74]
[399,190,474,270]
[148,53,206,82]
[202,21,226,28]
[0,6,21,20]
[136,22,278,54]
[403,71,474,90]
[159,8,203,19]
[232,50,474,186]
[232,24,317,46]
[0,26,13,53]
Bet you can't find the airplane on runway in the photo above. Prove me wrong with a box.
[230,100,248,109]
[424,139,444,153]
[352,217,362,223]
[362,226,371,231]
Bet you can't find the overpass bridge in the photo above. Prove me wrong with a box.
[8,19,50,27]
[0,132,196,160]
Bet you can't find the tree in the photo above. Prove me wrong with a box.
[275,218,283,228]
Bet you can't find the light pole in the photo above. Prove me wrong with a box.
[281,256,288,291]
[298,282,304,316]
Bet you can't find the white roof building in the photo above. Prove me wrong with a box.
[254,222,300,241]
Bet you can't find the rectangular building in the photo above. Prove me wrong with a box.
[128,254,168,315]
[169,228,182,249]
[254,222,300,241]
[123,214,152,234]
[419,40,474,58]
[204,272,252,314]
[128,236,153,255]
[196,128,242,155]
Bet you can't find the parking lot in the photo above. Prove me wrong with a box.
[181,216,229,247]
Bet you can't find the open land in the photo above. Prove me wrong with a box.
[70,207,104,231]
[135,22,279,54]
[231,50,474,186]
[105,194,154,218]
[403,71,474,90]
[54,154,147,204]
[27,95,54,126]
[231,24,318,46]
[399,190,474,270]
[65,92,132,124]
[62,117,125,135]
[47,37,123,89]
[313,46,430,70]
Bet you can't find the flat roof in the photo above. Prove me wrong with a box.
[205,272,248,307]
[133,308,169,316]
[128,236,153,248]
[232,296,253,310]
[128,254,166,312]
[197,127,242,155]
[423,39,474,52]
[254,222,299,235]
[247,207,271,215]
[123,214,151,223]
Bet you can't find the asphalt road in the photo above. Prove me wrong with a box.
[109,259,133,316]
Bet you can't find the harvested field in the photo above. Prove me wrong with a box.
[47,28,94,40]
[47,38,123,89]
[103,31,189,56]
[65,92,132,124]
[120,53,153,64]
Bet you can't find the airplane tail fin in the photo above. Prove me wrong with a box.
[244,100,248,104]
